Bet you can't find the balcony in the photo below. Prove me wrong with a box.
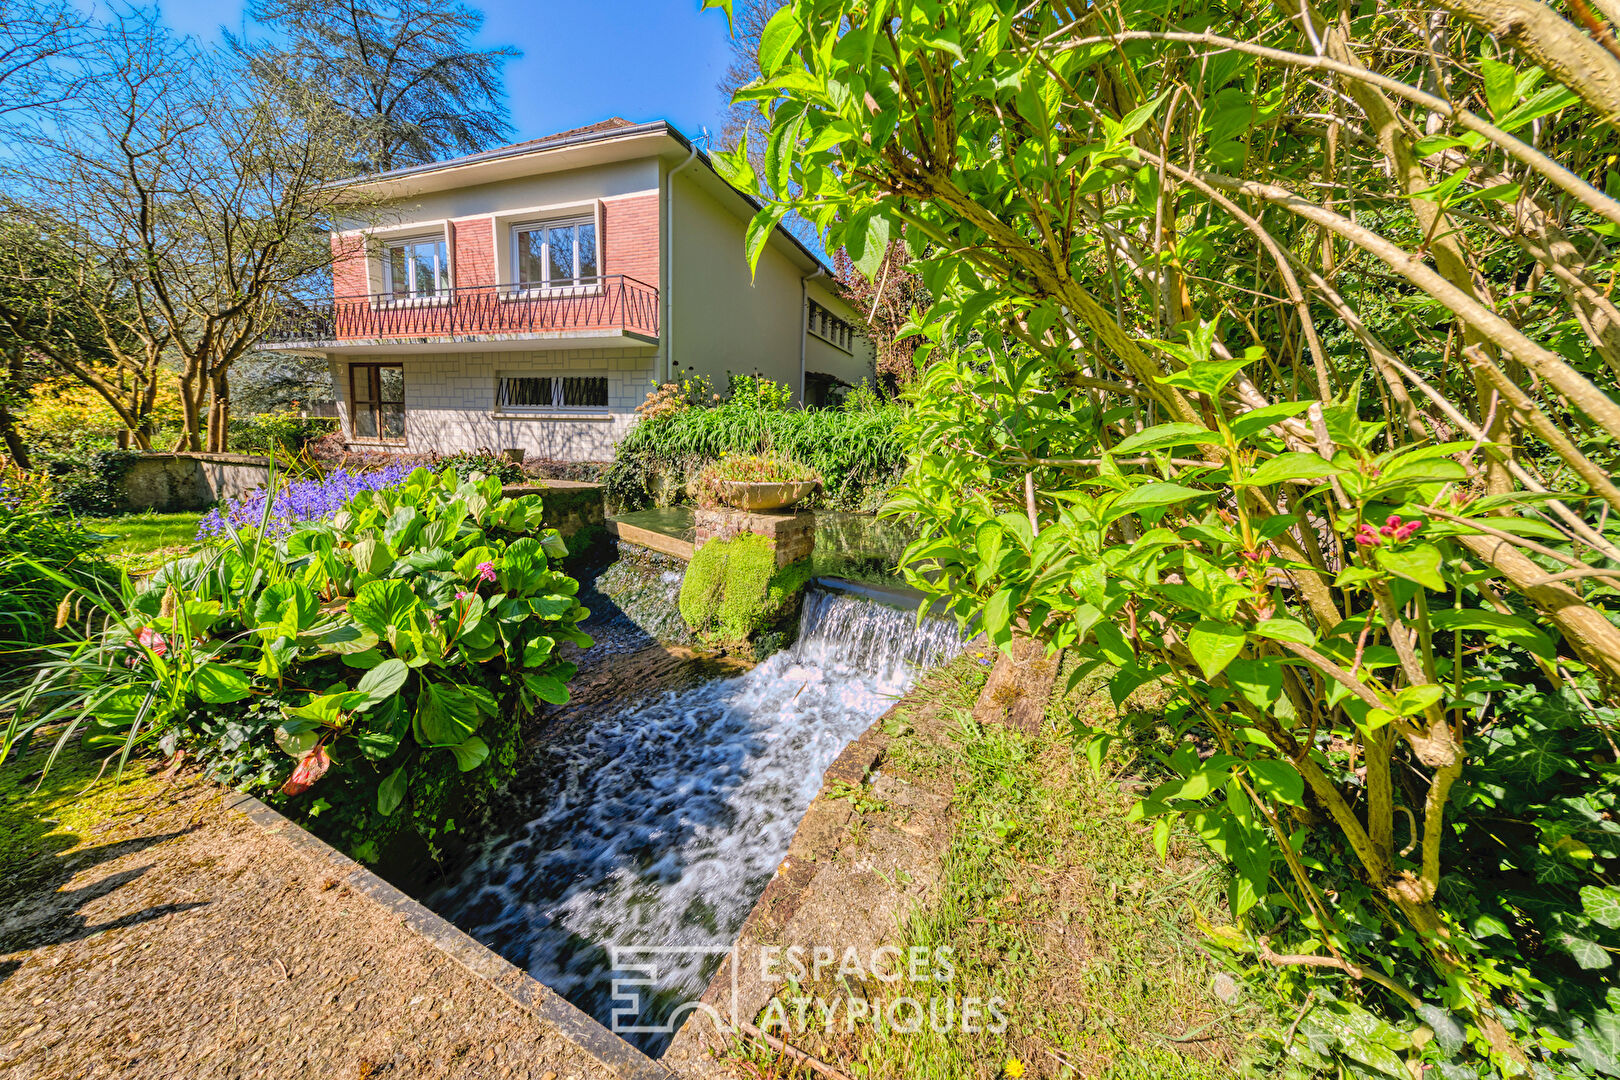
[261,275,659,353]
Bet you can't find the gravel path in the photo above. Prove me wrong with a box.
[0,764,621,1080]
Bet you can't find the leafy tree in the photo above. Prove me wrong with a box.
[0,203,159,463]
[832,241,926,385]
[238,0,519,172]
[714,0,1620,1073]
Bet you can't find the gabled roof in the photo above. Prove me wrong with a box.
[328,119,834,276]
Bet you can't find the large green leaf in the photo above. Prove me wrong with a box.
[411,681,479,747]
[193,663,253,704]
[757,5,802,75]
[1247,759,1304,806]
[1429,608,1554,660]
[1374,543,1445,591]
[1187,620,1244,679]
[1112,422,1220,454]
[1238,452,1344,487]
[447,735,490,772]
[1584,885,1620,929]
[377,766,408,816]
[355,658,409,709]
[349,578,418,638]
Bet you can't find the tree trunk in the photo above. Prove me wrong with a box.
[206,367,230,453]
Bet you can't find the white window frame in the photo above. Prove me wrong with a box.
[494,373,611,416]
[509,216,601,293]
[381,235,450,302]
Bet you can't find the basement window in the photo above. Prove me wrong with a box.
[497,375,609,413]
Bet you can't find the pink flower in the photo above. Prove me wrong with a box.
[1353,525,1381,548]
[281,744,330,796]
[1394,520,1423,541]
[455,590,470,601]
[1239,549,1263,562]
[137,626,167,658]
[476,561,497,583]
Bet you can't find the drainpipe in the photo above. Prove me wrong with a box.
[798,265,826,406]
[662,140,700,385]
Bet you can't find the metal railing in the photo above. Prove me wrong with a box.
[265,274,659,345]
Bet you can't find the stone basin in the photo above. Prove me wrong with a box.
[713,479,819,512]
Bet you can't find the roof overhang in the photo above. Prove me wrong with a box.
[329,120,834,277]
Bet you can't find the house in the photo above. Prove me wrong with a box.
[263,118,876,460]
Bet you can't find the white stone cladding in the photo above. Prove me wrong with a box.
[329,346,658,461]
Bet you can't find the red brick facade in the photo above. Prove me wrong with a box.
[451,218,495,288]
[331,232,369,297]
[602,193,660,288]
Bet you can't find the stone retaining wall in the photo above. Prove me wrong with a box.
[119,452,272,513]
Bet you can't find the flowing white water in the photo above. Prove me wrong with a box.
[428,589,962,1054]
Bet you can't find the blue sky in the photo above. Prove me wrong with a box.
[145,0,739,146]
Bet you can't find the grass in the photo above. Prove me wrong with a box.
[82,511,203,572]
[0,732,169,904]
[728,651,1284,1080]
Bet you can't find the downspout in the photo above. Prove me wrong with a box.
[798,265,826,406]
[662,141,700,384]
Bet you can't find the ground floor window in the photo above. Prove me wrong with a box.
[497,374,609,412]
[350,363,405,440]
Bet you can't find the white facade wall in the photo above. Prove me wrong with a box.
[666,171,876,401]
[330,346,657,461]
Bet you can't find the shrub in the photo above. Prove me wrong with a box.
[434,450,525,485]
[228,410,339,458]
[9,467,589,864]
[45,448,140,515]
[605,375,903,513]
[0,468,112,666]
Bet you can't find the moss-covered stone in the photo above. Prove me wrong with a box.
[678,533,811,655]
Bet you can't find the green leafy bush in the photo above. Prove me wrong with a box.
[433,450,525,485]
[229,411,339,458]
[606,375,903,512]
[44,448,139,515]
[6,467,589,863]
[0,469,112,667]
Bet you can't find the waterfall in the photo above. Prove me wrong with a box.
[427,588,963,1054]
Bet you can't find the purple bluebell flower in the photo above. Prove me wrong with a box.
[196,463,415,541]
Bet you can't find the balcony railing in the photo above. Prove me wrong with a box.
[265,274,659,346]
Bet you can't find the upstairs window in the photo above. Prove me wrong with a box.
[383,237,449,299]
[513,218,599,288]
[807,300,855,352]
[497,375,609,412]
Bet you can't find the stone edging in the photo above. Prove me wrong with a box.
[222,791,671,1080]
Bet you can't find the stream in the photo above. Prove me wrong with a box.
[427,587,962,1053]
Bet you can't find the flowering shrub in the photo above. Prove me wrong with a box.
[11,467,588,864]
[195,462,415,540]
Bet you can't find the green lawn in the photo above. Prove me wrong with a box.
[83,511,204,571]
